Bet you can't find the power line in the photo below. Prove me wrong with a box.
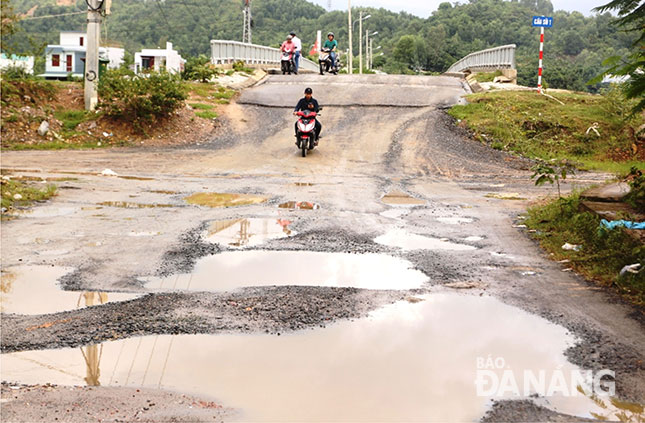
[20,10,85,20]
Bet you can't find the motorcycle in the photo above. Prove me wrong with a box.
[319,48,339,75]
[281,50,296,75]
[295,109,321,157]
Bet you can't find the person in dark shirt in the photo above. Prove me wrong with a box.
[293,87,322,143]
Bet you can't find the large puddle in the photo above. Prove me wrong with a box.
[375,229,477,251]
[185,193,267,208]
[0,266,141,315]
[204,218,295,248]
[1,293,616,421]
[144,251,428,292]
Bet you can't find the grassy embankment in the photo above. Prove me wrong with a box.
[448,89,643,174]
[0,74,236,150]
[450,89,645,305]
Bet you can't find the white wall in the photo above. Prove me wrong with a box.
[103,47,124,69]
[0,54,34,74]
[60,32,85,47]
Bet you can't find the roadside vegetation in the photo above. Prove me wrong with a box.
[1,64,240,149]
[524,187,645,305]
[1,177,57,217]
[448,88,644,173]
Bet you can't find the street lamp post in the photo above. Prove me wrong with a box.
[357,12,370,74]
[366,31,377,71]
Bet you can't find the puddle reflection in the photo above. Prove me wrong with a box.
[278,201,320,210]
[144,251,427,291]
[0,266,141,315]
[1,293,616,421]
[204,218,295,248]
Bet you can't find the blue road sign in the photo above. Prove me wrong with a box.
[532,16,553,27]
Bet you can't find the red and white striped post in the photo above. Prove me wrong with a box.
[537,26,545,93]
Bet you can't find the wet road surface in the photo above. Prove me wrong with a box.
[1,74,643,422]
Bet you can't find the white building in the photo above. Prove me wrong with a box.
[134,42,184,74]
[40,30,124,79]
[0,54,34,74]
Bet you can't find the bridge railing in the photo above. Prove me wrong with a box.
[446,44,516,74]
[210,40,319,72]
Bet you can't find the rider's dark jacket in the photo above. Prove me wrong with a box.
[294,97,320,113]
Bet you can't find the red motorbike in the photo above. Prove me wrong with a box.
[295,110,320,157]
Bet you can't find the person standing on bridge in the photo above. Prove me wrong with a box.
[293,87,322,144]
[290,31,302,74]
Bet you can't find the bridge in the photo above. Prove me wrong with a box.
[211,40,517,80]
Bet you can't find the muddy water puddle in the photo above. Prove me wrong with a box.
[375,229,476,251]
[98,201,175,209]
[381,190,425,205]
[204,218,295,248]
[0,266,141,315]
[144,251,427,291]
[185,193,267,208]
[17,207,78,218]
[1,293,615,421]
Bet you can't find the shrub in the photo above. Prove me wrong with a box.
[625,166,645,213]
[182,54,220,82]
[1,67,57,106]
[98,69,187,130]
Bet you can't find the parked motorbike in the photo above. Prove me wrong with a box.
[319,48,339,75]
[281,50,296,75]
[295,109,321,157]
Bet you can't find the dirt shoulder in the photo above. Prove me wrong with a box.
[0,382,232,422]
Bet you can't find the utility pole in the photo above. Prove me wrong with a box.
[359,11,363,74]
[84,0,103,111]
[243,0,252,44]
[347,0,352,74]
[369,38,373,70]
[365,29,368,72]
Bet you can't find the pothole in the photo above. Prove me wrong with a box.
[437,217,474,225]
[17,207,78,218]
[278,201,320,210]
[375,229,476,251]
[204,218,295,248]
[185,193,267,208]
[98,201,175,209]
[380,208,410,219]
[0,266,141,315]
[143,251,427,292]
[0,293,614,421]
[381,190,425,205]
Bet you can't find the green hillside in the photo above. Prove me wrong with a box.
[2,0,635,91]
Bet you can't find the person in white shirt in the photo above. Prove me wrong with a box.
[290,31,302,74]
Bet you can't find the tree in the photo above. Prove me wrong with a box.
[592,0,645,112]
[1,0,19,54]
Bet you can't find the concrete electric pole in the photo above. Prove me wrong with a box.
[347,0,352,74]
[243,0,252,44]
[359,11,363,74]
[84,0,103,111]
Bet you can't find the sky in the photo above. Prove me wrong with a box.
[309,0,602,18]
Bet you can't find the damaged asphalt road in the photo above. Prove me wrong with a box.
[1,74,643,422]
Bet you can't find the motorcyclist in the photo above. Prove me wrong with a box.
[322,32,338,69]
[293,87,321,144]
[281,35,297,73]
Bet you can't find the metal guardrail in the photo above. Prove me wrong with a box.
[210,40,319,72]
[446,44,516,73]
